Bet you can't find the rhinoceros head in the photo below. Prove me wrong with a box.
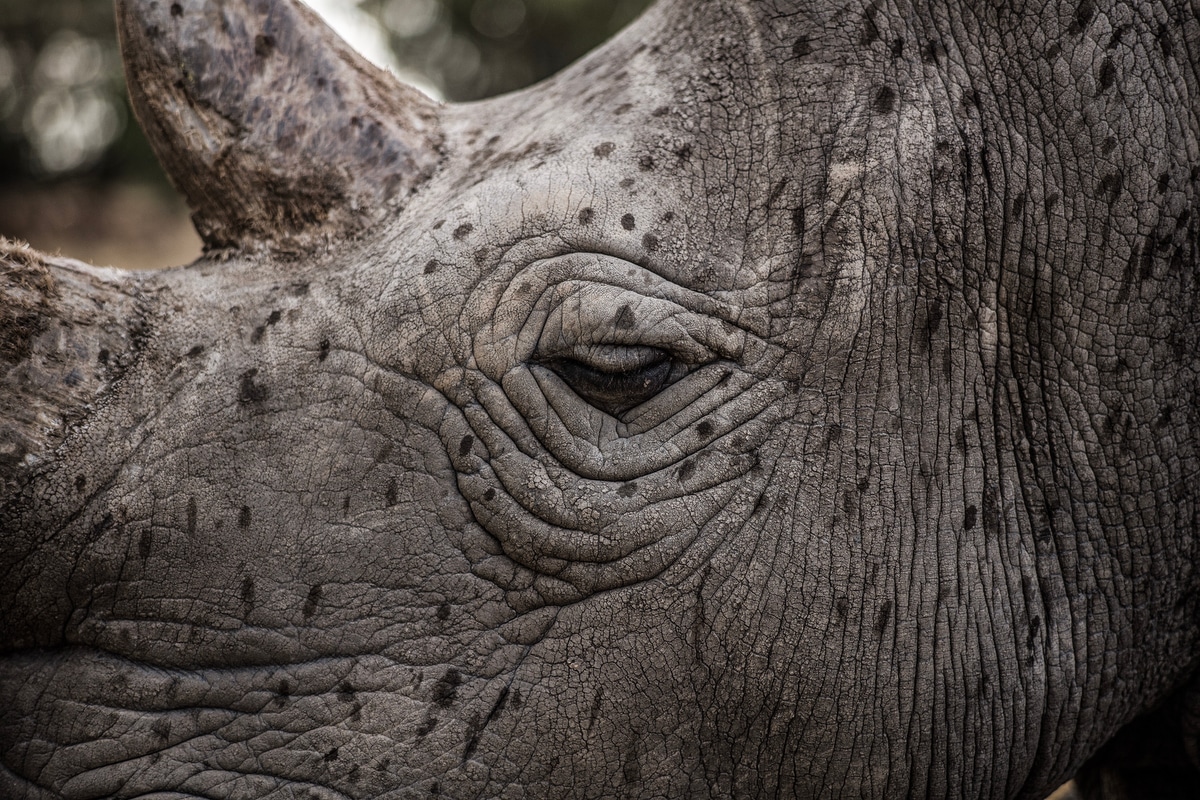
[1,0,1198,797]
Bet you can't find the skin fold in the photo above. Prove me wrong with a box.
[0,0,1197,797]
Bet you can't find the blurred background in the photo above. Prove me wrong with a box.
[0,0,651,268]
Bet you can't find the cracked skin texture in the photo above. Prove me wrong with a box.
[1,0,1199,797]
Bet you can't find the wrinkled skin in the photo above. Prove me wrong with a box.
[1,0,1199,797]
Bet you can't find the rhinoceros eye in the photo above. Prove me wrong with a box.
[538,344,682,417]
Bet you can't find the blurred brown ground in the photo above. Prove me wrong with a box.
[0,181,201,269]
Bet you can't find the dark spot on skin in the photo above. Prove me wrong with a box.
[1068,0,1094,34]
[416,717,437,737]
[453,223,473,240]
[872,86,895,114]
[982,486,1000,535]
[267,310,281,325]
[923,297,944,347]
[1098,58,1116,91]
[342,495,350,515]
[613,103,633,115]
[792,36,812,58]
[613,304,635,329]
[638,155,655,171]
[767,178,789,208]
[437,603,451,620]
[674,143,692,161]
[619,178,635,189]
[250,326,266,344]
[152,718,170,740]
[1157,172,1170,193]
[835,597,849,620]
[964,505,978,530]
[875,600,893,636]
[170,2,182,16]
[62,368,81,387]
[98,348,110,364]
[642,233,659,251]
[459,435,475,457]
[623,742,642,783]
[587,687,604,732]
[74,474,86,492]
[1044,192,1060,211]
[890,37,904,58]
[1140,237,1156,279]
[277,680,291,699]
[238,369,268,403]
[593,142,615,158]
[241,576,255,609]
[386,477,398,506]
[696,421,713,439]
[324,748,339,762]
[825,422,843,447]
[860,6,879,45]
[1011,193,1026,217]
[338,682,354,701]
[617,482,637,498]
[432,219,444,230]
[1156,23,1173,58]
[1101,136,1117,155]
[185,345,203,358]
[578,207,594,224]
[1099,172,1123,203]
[1046,42,1061,60]
[621,214,635,230]
[139,529,152,559]
[376,443,392,463]
[842,489,857,515]
[662,211,674,223]
[254,34,275,57]
[290,282,309,296]
[186,497,197,536]
[303,584,322,619]
[922,40,942,64]
[239,505,251,529]
[651,105,670,117]
[318,339,330,361]
[424,260,439,274]
[483,488,496,502]
[677,460,696,483]
[433,669,462,707]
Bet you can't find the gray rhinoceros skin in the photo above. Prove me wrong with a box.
[1,0,1198,797]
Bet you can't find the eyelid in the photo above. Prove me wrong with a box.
[536,344,668,373]
[532,285,744,368]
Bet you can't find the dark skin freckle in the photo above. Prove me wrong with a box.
[872,86,895,114]
[578,207,594,224]
[621,214,636,230]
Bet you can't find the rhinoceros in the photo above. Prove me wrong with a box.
[1,0,1198,797]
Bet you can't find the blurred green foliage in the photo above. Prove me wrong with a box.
[0,0,651,185]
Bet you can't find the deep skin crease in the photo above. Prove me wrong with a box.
[0,0,1198,798]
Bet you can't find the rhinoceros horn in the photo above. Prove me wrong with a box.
[115,0,443,252]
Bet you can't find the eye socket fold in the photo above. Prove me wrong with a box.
[537,345,681,417]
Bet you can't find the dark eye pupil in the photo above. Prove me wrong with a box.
[543,351,673,416]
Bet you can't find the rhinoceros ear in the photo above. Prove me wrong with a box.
[115,0,443,252]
